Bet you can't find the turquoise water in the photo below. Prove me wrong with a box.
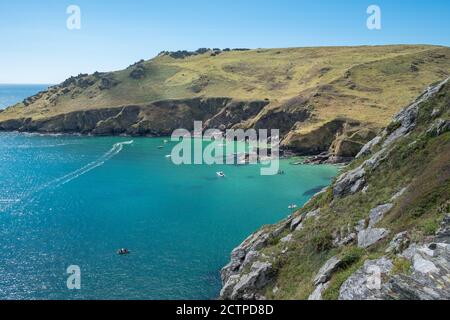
[0,132,338,299]
[0,84,50,109]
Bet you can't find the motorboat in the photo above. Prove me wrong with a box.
[216,171,226,178]
[117,248,130,255]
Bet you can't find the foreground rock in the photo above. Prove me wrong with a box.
[339,257,393,300]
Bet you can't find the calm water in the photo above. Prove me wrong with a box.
[0,84,50,109]
[0,135,338,300]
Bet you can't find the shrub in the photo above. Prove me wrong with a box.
[311,231,333,252]
[391,257,412,275]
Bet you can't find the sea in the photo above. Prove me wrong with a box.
[0,84,50,109]
[0,85,338,299]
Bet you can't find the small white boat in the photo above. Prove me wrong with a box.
[165,155,172,158]
[288,204,298,209]
[216,171,226,178]
[164,140,169,144]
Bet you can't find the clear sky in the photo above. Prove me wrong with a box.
[0,0,449,84]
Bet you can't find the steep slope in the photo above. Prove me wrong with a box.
[1,45,450,159]
[220,78,450,300]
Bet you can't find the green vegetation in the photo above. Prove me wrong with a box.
[1,45,449,138]
[256,81,450,299]
[391,257,412,275]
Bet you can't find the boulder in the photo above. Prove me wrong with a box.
[221,261,274,300]
[339,257,393,300]
[356,136,381,158]
[391,187,408,201]
[333,165,365,198]
[368,203,393,227]
[313,256,342,286]
[290,215,303,231]
[383,242,450,300]
[308,282,330,300]
[358,228,389,248]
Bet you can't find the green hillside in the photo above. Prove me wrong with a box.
[1,45,450,157]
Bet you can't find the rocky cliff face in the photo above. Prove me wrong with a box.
[0,98,269,136]
[220,77,450,300]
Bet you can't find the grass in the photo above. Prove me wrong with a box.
[1,45,450,138]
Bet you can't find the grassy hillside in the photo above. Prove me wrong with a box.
[1,45,449,126]
[220,78,450,300]
[1,45,449,158]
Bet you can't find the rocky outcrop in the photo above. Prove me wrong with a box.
[339,257,394,300]
[203,100,269,131]
[357,228,390,248]
[221,261,274,300]
[0,98,270,137]
[383,77,449,147]
[368,204,393,227]
[313,256,342,286]
[333,165,366,198]
[219,220,290,299]
[340,215,450,300]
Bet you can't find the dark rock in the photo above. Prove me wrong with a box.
[99,76,120,90]
[130,66,146,79]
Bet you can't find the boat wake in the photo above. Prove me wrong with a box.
[2,140,134,213]
[51,140,133,188]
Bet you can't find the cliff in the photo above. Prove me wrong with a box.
[220,78,450,300]
[1,45,450,159]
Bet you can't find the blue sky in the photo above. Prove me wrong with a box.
[0,0,449,84]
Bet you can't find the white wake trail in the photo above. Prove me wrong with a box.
[2,140,134,213]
